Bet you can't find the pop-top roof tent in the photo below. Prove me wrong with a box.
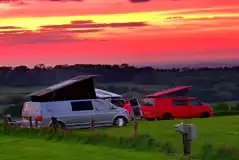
[95,88,123,99]
[29,75,98,102]
[146,86,192,98]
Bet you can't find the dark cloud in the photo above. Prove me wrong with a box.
[0,26,104,45]
[47,0,84,2]
[0,26,22,29]
[130,0,151,3]
[164,16,239,22]
[0,0,152,4]
[41,21,148,30]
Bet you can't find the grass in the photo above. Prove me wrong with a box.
[77,116,239,155]
[1,116,239,160]
[0,134,179,160]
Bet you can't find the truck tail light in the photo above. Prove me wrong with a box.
[36,116,43,121]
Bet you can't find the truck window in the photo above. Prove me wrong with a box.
[172,99,188,106]
[111,99,124,108]
[71,101,93,111]
[189,99,202,106]
[143,98,155,106]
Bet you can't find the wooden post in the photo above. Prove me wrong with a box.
[29,117,33,129]
[182,133,191,156]
[90,116,95,130]
[133,113,138,138]
[3,115,8,131]
[51,117,57,133]
[228,104,231,112]
[35,118,38,128]
[6,114,12,122]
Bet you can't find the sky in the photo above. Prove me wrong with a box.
[0,0,239,67]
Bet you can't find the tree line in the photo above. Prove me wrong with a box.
[1,63,239,103]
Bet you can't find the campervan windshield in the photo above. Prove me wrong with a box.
[143,98,155,106]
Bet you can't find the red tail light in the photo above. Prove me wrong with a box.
[36,116,43,121]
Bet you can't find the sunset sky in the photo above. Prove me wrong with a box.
[0,0,239,67]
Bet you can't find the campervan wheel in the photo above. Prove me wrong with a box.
[114,117,126,127]
[51,121,65,129]
[162,113,174,120]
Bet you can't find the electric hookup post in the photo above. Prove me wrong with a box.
[175,121,197,156]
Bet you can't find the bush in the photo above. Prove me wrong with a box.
[233,103,239,111]
[2,103,23,117]
[0,95,28,105]
[214,102,229,112]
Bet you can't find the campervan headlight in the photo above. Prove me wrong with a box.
[124,109,129,115]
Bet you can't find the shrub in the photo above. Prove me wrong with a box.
[0,95,28,105]
[233,103,239,111]
[2,103,23,117]
[214,102,229,112]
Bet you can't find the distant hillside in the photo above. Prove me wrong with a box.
[1,63,239,102]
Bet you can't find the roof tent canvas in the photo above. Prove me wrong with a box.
[29,75,98,102]
[95,88,123,99]
[146,86,192,98]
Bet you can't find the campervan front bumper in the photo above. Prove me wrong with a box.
[14,120,45,128]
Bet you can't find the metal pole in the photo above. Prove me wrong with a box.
[29,117,33,129]
[51,117,57,133]
[182,133,191,156]
[90,116,95,130]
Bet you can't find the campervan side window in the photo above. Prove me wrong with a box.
[143,98,155,106]
[172,99,188,106]
[71,101,94,111]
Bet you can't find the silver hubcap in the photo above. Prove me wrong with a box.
[116,118,124,126]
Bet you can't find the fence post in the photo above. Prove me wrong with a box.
[90,116,95,130]
[6,114,12,122]
[228,104,231,112]
[51,117,57,133]
[182,133,191,156]
[29,117,33,129]
[35,118,38,128]
[133,114,138,138]
[3,115,9,131]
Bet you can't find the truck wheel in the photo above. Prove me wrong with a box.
[200,112,210,118]
[114,117,126,127]
[162,113,174,120]
[146,118,155,121]
[51,121,65,129]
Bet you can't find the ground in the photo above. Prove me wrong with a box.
[0,135,178,160]
[1,116,239,159]
[79,116,239,155]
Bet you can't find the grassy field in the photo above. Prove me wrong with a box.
[0,134,179,160]
[1,116,239,159]
[78,116,239,155]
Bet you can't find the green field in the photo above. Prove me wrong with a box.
[1,116,239,160]
[0,135,179,160]
[78,116,239,155]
